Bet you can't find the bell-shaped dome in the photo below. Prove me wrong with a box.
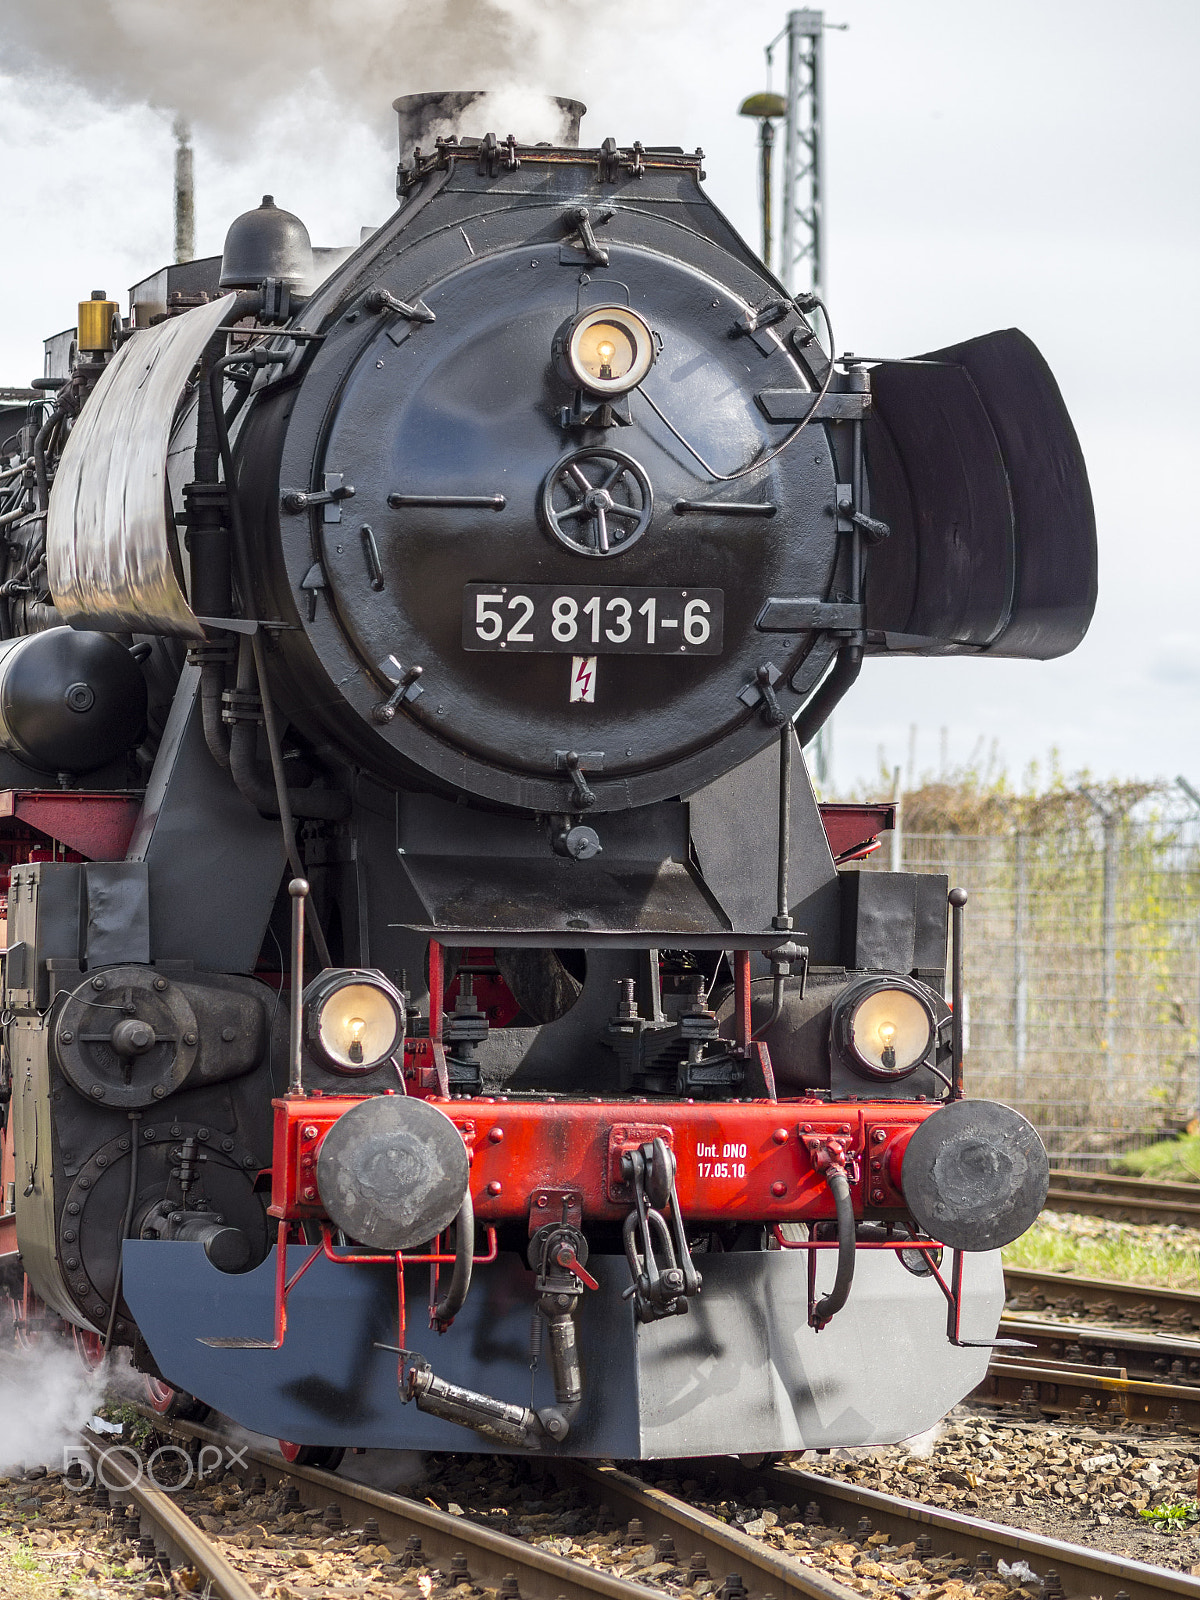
[219,195,313,290]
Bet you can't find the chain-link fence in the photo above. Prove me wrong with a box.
[861,785,1200,1168]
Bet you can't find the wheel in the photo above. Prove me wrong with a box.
[279,1440,346,1472]
[143,1375,211,1422]
[73,1327,107,1370]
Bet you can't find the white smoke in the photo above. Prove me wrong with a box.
[0,1,675,149]
[0,1341,107,1474]
[900,1422,942,1459]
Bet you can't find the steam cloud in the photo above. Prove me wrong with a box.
[0,1,666,146]
[0,1342,107,1474]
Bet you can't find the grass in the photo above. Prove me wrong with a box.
[1003,1211,1200,1291]
[0,1543,64,1600]
[1113,1132,1200,1184]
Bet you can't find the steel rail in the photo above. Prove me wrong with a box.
[79,1427,258,1600]
[550,1459,858,1600]
[146,1415,860,1600]
[1003,1265,1200,1327]
[691,1456,1200,1600]
[1044,1169,1200,1227]
[974,1352,1200,1430]
[998,1313,1200,1383]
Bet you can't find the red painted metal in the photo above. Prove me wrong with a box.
[0,791,141,861]
[270,1093,927,1229]
[818,801,896,864]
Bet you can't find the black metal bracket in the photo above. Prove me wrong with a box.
[281,473,356,519]
[366,287,436,325]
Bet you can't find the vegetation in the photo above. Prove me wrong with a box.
[1003,1213,1200,1291]
[1113,1130,1200,1184]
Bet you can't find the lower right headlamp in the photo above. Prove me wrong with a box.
[831,976,935,1081]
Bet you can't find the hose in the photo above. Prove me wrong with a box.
[103,1111,142,1352]
[431,1186,475,1331]
[811,1164,855,1331]
[795,644,864,747]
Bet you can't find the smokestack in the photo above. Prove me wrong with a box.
[173,117,194,264]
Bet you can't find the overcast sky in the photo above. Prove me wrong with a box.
[0,0,1195,794]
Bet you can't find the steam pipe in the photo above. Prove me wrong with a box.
[431,1185,475,1331]
[795,644,863,747]
[810,1165,855,1330]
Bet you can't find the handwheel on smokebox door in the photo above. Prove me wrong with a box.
[541,447,653,556]
[279,1440,346,1472]
[143,1374,212,1422]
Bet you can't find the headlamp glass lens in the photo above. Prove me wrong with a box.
[316,982,401,1071]
[849,988,932,1074]
[576,321,636,383]
[565,307,654,395]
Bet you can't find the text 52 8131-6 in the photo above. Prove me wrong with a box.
[462,582,724,655]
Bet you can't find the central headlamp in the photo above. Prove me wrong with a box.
[304,968,405,1075]
[558,306,655,396]
[831,976,936,1081]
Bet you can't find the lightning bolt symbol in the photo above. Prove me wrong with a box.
[575,659,593,699]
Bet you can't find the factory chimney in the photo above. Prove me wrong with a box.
[173,117,195,264]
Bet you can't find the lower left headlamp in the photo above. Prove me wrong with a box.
[304,968,405,1073]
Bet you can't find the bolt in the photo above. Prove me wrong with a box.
[302,1125,320,1140]
[499,1578,521,1599]
[870,1187,885,1203]
[221,1026,236,1041]
[303,1186,318,1201]
[489,1126,504,1143]
[487,1180,502,1196]
[248,1475,267,1495]
[281,1485,300,1507]
[803,1501,822,1525]
[856,1517,871,1538]
[91,976,106,991]
[323,1503,344,1530]
[90,1086,104,1099]
[1043,1573,1064,1597]
[221,1138,234,1152]
[537,1195,547,1207]
[871,1129,887,1144]
[61,1030,74,1044]
[627,1518,644,1541]
[771,1180,787,1197]
[449,1553,471,1580]
[152,1085,166,1098]
[361,1518,380,1543]
[772,1128,788,1145]
[93,1486,110,1509]
[594,1505,615,1533]
[719,1577,747,1600]
[915,1534,932,1554]
[137,1534,156,1557]
[153,977,168,991]
[976,1550,993,1569]
[656,1534,677,1561]
[183,1030,197,1045]
[687,1553,709,1578]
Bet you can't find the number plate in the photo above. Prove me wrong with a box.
[463,583,724,655]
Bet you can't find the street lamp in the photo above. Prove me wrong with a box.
[738,92,787,270]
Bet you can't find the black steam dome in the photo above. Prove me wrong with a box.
[219,195,313,290]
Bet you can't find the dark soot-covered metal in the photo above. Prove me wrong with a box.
[243,159,838,812]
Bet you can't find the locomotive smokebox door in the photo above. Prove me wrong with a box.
[316,1096,469,1251]
[901,1099,1049,1252]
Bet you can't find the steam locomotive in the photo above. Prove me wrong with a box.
[0,90,1095,1460]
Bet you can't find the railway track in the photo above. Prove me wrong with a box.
[78,1423,258,1600]
[1044,1169,1200,1226]
[998,1314,1200,1383]
[1004,1264,1200,1329]
[124,1408,1200,1600]
[691,1455,1200,1600]
[155,1414,862,1600]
